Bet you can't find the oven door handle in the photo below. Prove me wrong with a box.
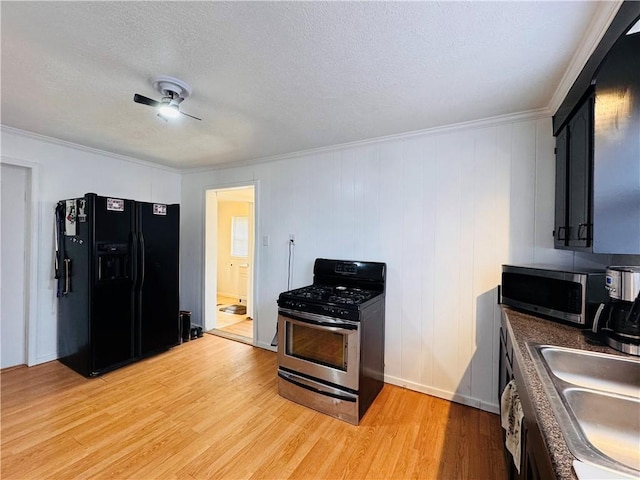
[280,310,358,331]
[278,370,357,402]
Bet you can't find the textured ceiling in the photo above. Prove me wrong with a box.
[1,1,610,169]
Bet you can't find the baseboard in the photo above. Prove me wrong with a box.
[384,374,500,415]
[217,291,244,302]
[33,353,58,367]
[255,340,277,352]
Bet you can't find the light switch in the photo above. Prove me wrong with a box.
[262,235,269,246]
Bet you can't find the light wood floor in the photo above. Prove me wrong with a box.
[217,318,253,338]
[1,335,506,479]
[215,294,253,340]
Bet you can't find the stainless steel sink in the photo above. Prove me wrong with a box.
[537,346,640,398]
[528,344,640,477]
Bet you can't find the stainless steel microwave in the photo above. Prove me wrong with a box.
[500,265,607,326]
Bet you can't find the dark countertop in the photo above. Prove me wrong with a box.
[501,306,633,480]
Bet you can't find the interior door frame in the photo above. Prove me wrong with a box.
[202,181,259,340]
[1,156,40,367]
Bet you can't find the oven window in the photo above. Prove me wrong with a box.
[286,323,346,370]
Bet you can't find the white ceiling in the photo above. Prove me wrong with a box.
[1,1,615,170]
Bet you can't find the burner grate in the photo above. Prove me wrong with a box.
[285,285,376,306]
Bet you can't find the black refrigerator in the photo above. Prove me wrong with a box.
[56,193,180,377]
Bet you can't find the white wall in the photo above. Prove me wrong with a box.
[181,114,617,413]
[4,117,631,410]
[1,127,181,365]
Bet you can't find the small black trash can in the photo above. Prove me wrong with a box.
[180,310,191,343]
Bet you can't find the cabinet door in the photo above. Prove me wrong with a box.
[499,327,522,480]
[592,32,640,253]
[554,128,569,247]
[499,336,512,401]
[566,97,593,248]
[524,442,544,480]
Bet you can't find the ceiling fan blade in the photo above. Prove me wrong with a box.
[180,111,202,121]
[133,93,160,108]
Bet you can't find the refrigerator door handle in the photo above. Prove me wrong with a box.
[136,230,145,356]
[63,258,71,294]
[139,232,146,288]
[130,232,138,287]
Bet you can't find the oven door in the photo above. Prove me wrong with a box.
[277,308,360,391]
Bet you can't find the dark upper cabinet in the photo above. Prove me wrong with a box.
[553,28,639,253]
[554,94,594,249]
[592,31,640,254]
[567,96,594,248]
[553,128,568,248]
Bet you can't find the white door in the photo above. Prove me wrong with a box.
[238,263,249,303]
[1,163,28,368]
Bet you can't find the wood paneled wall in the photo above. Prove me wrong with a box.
[180,116,602,413]
[1,128,182,366]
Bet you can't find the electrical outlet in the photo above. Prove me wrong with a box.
[289,234,295,244]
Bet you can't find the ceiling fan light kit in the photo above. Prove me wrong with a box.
[133,75,201,121]
[158,104,180,119]
[152,75,192,100]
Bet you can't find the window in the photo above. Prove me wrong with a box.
[231,216,249,257]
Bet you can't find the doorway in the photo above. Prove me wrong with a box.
[204,185,255,344]
[1,163,29,368]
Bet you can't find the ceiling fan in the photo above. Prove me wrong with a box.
[133,76,201,121]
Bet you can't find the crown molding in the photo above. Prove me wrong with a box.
[4,105,552,177]
[0,125,181,174]
[547,1,623,116]
[183,107,552,174]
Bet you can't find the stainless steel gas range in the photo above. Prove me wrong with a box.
[277,258,386,425]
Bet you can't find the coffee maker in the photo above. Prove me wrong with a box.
[592,266,640,355]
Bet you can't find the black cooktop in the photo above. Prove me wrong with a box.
[277,284,382,320]
[277,259,386,320]
[283,285,378,306]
